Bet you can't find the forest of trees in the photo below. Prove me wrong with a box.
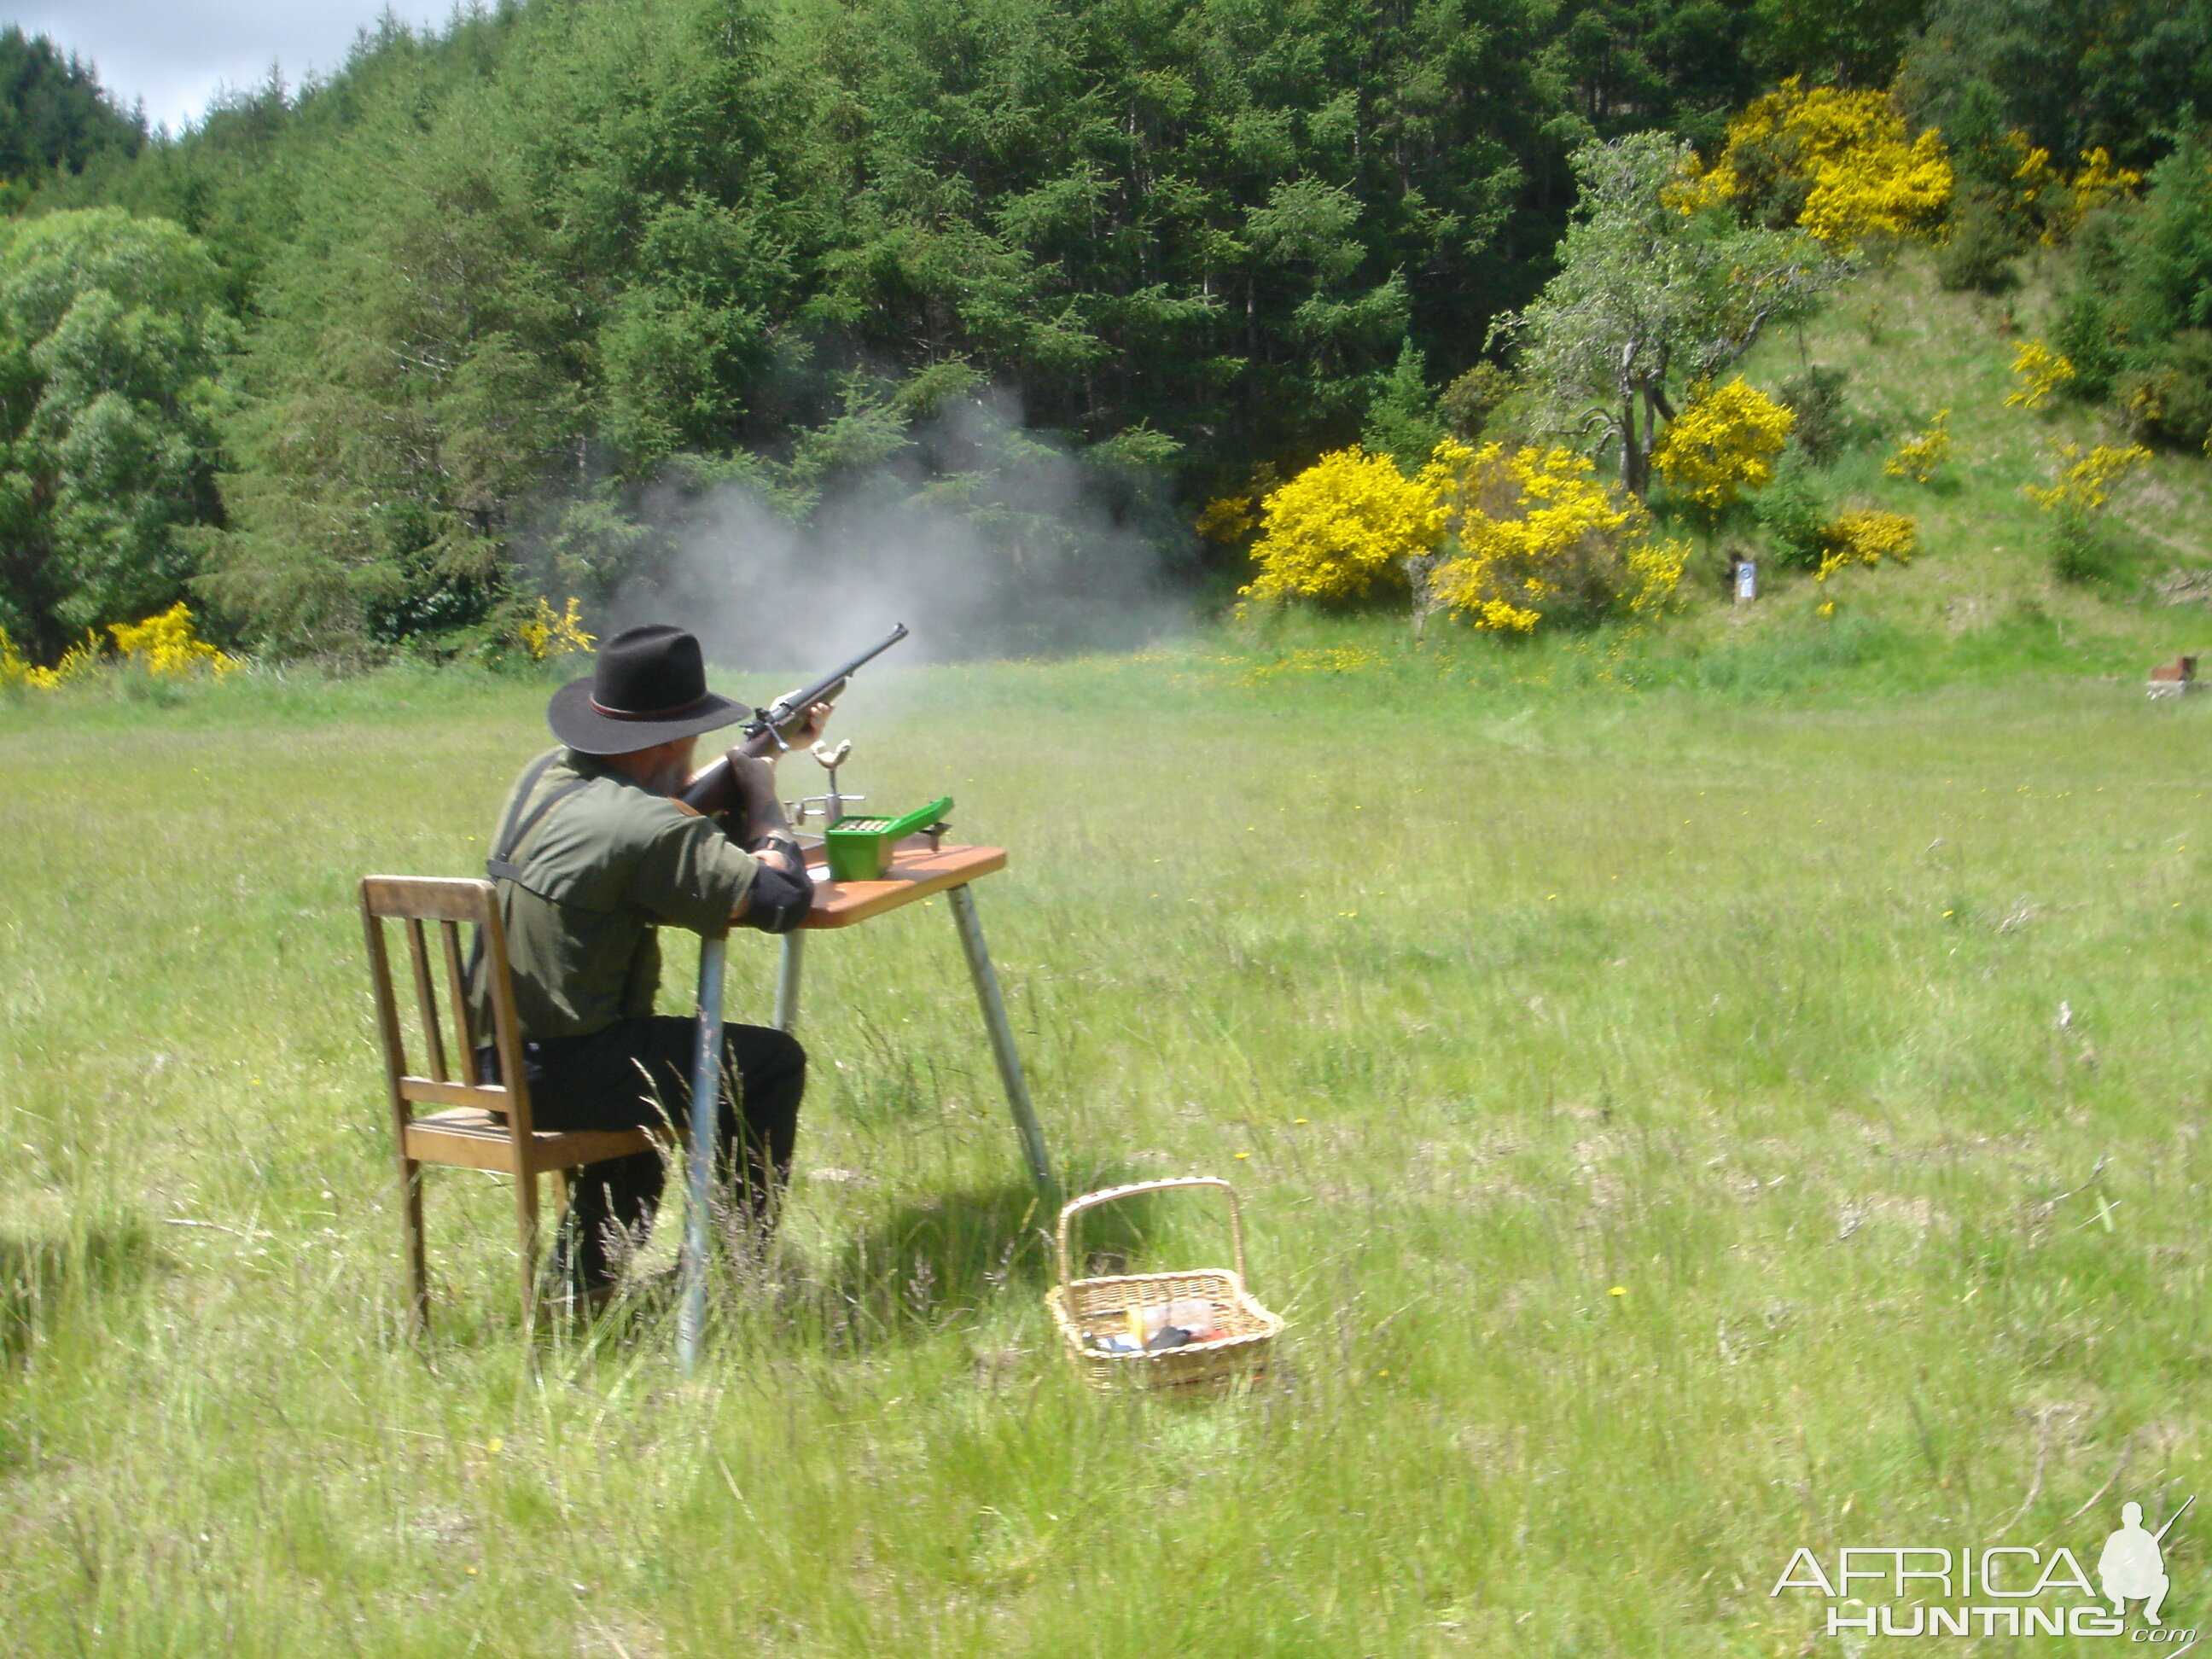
[0,0,2207,661]
[0,27,143,189]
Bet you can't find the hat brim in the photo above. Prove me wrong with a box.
[546,677,753,755]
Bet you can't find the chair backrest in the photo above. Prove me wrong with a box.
[359,876,535,1137]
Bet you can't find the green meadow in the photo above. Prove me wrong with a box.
[4,607,2212,1654]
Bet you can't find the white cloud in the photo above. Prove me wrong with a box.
[12,1,444,133]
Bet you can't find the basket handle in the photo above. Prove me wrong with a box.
[1056,1177,1247,1294]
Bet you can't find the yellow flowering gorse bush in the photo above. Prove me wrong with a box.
[1620,535,1692,616]
[1650,378,1795,509]
[1674,79,1952,247]
[1433,439,1688,627]
[1817,509,1918,580]
[2006,341,2077,410]
[0,627,99,691]
[1244,439,1684,634]
[2063,148,2143,230]
[518,597,596,661]
[1195,494,1259,546]
[1883,410,1953,482]
[0,626,38,690]
[1997,137,2143,244]
[4,603,239,692]
[2003,135,2060,224]
[1243,447,1447,603]
[2023,442,2151,512]
[1422,440,1641,632]
[109,602,241,678]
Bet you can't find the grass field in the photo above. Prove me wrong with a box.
[4,627,2212,1656]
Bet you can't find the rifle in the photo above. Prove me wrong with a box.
[679,622,910,814]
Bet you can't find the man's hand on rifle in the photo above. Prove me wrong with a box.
[722,698,834,875]
[770,693,835,752]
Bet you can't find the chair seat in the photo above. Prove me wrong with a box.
[404,1107,661,1175]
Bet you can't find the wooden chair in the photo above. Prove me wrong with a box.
[359,876,661,1330]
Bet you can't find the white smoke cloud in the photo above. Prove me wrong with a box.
[601,388,1195,671]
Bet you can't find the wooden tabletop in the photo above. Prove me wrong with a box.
[800,842,1006,928]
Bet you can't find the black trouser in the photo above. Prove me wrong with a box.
[504,1017,806,1294]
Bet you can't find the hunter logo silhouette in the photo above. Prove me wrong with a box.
[2101,1497,2192,1626]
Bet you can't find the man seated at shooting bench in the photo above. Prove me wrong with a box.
[470,623,829,1308]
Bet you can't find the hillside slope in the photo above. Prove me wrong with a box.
[1707,247,2212,666]
[1230,252,2212,701]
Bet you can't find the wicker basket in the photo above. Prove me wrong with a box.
[1046,1177,1284,1395]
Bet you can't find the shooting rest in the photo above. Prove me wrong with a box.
[668,838,1051,1371]
[772,841,1054,1203]
[358,876,664,1330]
[673,836,1059,1369]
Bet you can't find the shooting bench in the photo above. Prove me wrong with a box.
[675,839,1053,1367]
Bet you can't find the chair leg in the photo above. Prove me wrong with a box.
[399,1157,429,1335]
[515,1169,540,1328]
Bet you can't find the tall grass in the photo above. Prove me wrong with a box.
[4,645,2209,1654]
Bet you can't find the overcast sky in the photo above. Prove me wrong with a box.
[10,1,445,133]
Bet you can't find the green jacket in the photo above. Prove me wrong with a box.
[472,748,760,1041]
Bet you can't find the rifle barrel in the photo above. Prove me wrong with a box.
[678,623,910,812]
[759,622,910,731]
[2157,1494,2196,1543]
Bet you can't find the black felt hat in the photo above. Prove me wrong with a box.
[546,624,751,755]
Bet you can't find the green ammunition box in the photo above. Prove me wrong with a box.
[822,795,952,882]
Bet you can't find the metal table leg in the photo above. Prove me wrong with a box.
[946,883,1057,1208]
[774,932,805,1033]
[678,933,728,1375]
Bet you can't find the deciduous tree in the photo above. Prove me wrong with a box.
[0,207,234,660]
[1499,132,1838,498]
